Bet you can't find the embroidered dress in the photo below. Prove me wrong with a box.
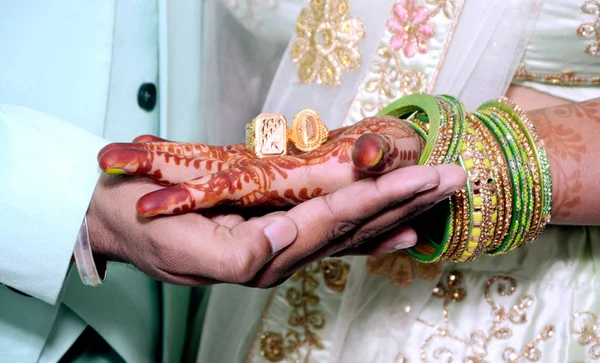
[199,1,600,361]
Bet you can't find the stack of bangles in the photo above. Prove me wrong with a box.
[379,94,552,263]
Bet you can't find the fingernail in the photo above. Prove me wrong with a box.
[393,239,416,251]
[105,168,125,175]
[263,218,298,254]
[417,183,439,193]
[352,133,388,172]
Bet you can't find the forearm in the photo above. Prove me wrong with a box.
[528,98,600,225]
[0,104,108,303]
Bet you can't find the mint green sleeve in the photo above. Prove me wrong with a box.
[0,104,108,305]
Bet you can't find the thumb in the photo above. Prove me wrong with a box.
[352,131,421,174]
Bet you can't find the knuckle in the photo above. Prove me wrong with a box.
[350,228,380,247]
[322,194,362,240]
[224,248,258,283]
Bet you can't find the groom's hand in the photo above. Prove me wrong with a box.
[86,164,464,287]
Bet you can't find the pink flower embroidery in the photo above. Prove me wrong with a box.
[388,0,434,58]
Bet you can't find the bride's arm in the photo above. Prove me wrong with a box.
[526,97,600,225]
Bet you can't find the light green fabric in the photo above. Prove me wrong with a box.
[0,0,284,360]
[0,0,195,361]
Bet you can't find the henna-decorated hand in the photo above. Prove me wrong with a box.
[97,116,423,216]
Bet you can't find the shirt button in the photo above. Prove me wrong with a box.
[137,83,157,111]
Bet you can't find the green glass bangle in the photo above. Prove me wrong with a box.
[401,120,455,263]
[482,107,538,250]
[483,98,552,241]
[408,199,456,263]
[437,95,467,165]
[379,94,465,166]
[480,108,535,252]
[480,110,532,254]
[473,111,525,255]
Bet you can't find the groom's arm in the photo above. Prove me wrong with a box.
[0,104,108,304]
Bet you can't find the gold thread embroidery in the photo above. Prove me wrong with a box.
[224,0,279,31]
[577,1,600,55]
[290,0,365,87]
[246,288,280,363]
[394,352,409,363]
[257,259,350,362]
[414,273,556,362]
[346,0,461,124]
[366,250,442,287]
[359,46,428,119]
[571,312,600,360]
[513,63,600,85]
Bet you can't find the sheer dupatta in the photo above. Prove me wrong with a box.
[197,1,545,362]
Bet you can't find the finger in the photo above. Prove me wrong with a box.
[136,132,418,215]
[98,139,246,160]
[136,118,421,215]
[98,148,229,184]
[246,165,440,286]
[132,134,169,143]
[333,225,418,256]
[135,164,290,215]
[340,116,421,174]
[352,133,419,174]
[247,164,466,287]
[151,213,298,284]
[322,163,466,256]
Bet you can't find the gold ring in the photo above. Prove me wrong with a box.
[288,109,329,152]
[245,114,289,158]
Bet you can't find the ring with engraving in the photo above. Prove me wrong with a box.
[288,108,329,152]
[245,114,289,158]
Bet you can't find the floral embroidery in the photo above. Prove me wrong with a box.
[577,1,600,55]
[224,0,278,31]
[513,63,600,85]
[357,46,428,119]
[290,0,365,87]
[424,0,457,18]
[257,259,350,362]
[570,311,600,360]
[344,0,462,125]
[414,273,556,362]
[388,0,435,58]
[367,250,442,287]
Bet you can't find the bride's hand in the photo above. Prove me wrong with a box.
[98,116,422,216]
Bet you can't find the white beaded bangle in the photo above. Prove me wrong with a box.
[73,216,106,286]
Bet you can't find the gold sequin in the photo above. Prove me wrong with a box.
[514,63,600,85]
[366,250,442,287]
[290,0,365,87]
[577,1,600,55]
[413,273,555,362]
[257,259,350,362]
[571,311,600,360]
